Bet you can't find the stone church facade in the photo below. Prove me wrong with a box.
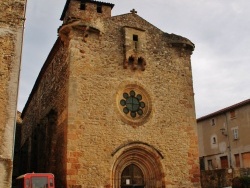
[20,0,200,187]
[0,0,26,187]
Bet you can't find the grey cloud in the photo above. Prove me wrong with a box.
[18,0,250,119]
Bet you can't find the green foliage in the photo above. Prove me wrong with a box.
[233,176,250,188]
[240,176,250,187]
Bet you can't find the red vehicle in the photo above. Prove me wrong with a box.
[16,173,55,188]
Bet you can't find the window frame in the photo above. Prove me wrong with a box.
[208,159,213,170]
[211,118,216,126]
[232,128,239,140]
[212,136,217,144]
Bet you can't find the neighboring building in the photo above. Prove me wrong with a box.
[197,99,250,171]
[19,0,200,187]
[0,0,26,187]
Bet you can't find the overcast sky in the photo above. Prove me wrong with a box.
[18,0,250,118]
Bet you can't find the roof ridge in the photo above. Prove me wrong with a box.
[197,98,250,121]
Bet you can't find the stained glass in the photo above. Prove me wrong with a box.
[120,91,145,118]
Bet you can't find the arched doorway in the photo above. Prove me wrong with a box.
[121,164,144,188]
[112,142,165,188]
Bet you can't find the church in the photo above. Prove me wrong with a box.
[19,0,200,187]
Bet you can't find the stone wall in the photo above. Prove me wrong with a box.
[64,2,199,187]
[21,39,69,187]
[21,1,200,187]
[0,0,26,187]
[200,169,233,188]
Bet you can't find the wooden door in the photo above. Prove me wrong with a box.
[121,164,144,188]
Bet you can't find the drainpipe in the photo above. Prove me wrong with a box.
[224,113,232,169]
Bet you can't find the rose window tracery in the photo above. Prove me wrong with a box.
[116,84,151,126]
[120,90,145,118]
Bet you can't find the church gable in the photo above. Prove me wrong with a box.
[107,12,194,71]
[19,1,200,188]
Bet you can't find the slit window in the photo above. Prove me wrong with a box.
[133,35,139,50]
[133,35,138,42]
[211,118,215,126]
[80,2,86,10]
[97,5,102,13]
[212,137,216,144]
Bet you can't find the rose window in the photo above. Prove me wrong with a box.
[120,90,145,118]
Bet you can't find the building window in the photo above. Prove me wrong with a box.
[200,157,205,170]
[232,128,239,140]
[211,135,218,146]
[133,34,138,42]
[208,160,213,170]
[133,34,139,50]
[211,118,216,126]
[212,137,217,144]
[230,110,236,119]
[235,154,240,168]
[97,5,102,13]
[117,84,152,126]
[80,2,86,10]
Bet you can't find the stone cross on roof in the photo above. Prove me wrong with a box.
[130,9,137,14]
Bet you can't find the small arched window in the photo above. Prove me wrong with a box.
[97,4,102,13]
[212,136,216,144]
[80,2,86,10]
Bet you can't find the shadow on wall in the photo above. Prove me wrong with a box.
[232,176,250,188]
